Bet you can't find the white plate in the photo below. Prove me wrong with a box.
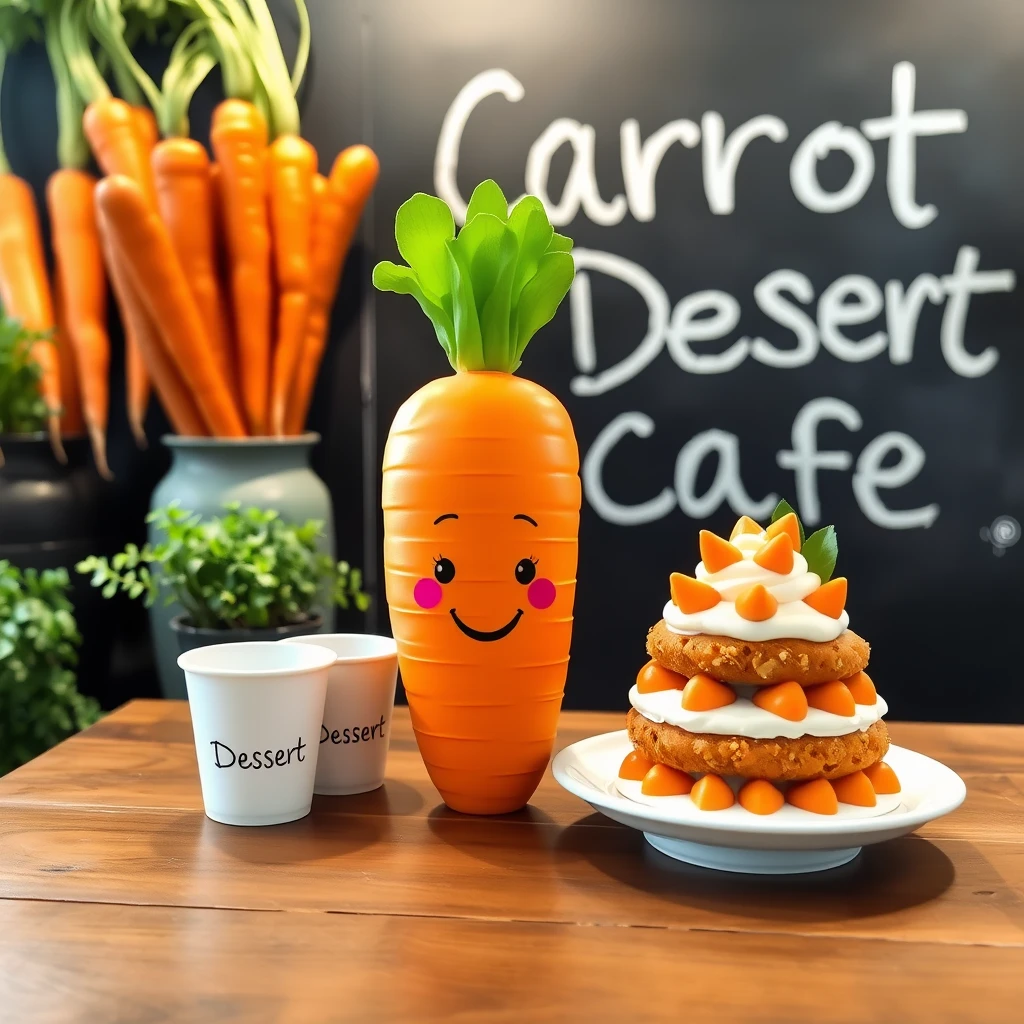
[552,730,966,874]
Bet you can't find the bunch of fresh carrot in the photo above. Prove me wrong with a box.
[0,0,378,475]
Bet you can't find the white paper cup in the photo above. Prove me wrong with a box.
[178,641,335,826]
[280,634,399,795]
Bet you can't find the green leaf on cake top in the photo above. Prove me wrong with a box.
[801,526,838,583]
[771,499,837,582]
[372,180,574,374]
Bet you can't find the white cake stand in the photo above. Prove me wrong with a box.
[551,730,966,875]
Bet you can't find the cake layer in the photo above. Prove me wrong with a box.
[647,618,870,685]
[629,683,887,740]
[626,708,889,781]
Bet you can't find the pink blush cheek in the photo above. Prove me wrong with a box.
[527,578,556,610]
[413,577,443,609]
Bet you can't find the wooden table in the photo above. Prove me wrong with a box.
[0,702,1021,1022]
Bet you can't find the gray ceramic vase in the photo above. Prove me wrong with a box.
[148,434,335,698]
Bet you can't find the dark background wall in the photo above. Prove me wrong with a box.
[4,0,1023,723]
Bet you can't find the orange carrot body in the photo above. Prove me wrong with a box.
[46,169,110,473]
[128,106,158,443]
[52,266,85,437]
[99,218,206,437]
[95,175,245,438]
[152,138,235,394]
[267,134,316,435]
[0,174,62,435]
[83,98,157,206]
[382,371,581,814]
[285,146,379,434]
[83,98,156,442]
[210,100,272,435]
[132,105,158,154]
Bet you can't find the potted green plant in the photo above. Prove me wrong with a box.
[0,313,114,702]
[78,504,369,656]
[0,561,101,775]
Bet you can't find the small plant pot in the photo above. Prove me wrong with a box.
[177,641,336,826]
[280,634,399,796]
[171,614,325,657]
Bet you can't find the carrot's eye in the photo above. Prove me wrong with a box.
[434,557,456,584]
[515,557,537,585]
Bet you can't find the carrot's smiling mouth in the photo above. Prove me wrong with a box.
[449,608,523,642]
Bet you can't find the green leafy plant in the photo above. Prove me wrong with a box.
[77,503,369,630]
[0,562,101,776]
[770,499,838,581]
[0,313,49,435]
[372,179,574,373]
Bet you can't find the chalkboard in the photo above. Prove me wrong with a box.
[8,1,1023,723]
[328,0,1024,723]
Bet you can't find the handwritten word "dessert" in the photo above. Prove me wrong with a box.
[321,717,387,745]
[210,739,307,770]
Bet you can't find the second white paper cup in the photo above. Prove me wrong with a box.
[281,634,398,795]
[178,641,335,826]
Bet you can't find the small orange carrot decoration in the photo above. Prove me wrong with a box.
[210,99,272,434]
[267,133,317,435]
[285,146,380,434]
[670,572,721,614]
[377,181,577,814]
[46,169,111,477]
[0,173,63,456]
[152,138,235,392]
[95,175,245,438]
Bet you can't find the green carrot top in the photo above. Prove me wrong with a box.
[373,180,574,374]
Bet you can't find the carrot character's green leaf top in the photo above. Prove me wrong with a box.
[373,180,574,373]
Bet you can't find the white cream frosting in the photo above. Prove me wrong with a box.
[664,530,849,642]
[629,683,887,740]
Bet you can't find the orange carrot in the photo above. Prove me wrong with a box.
[125,316,150,447]
[377,179,578,814]
[52,266,85,438]
[82,97,156,443]
[267,134,316,435]
[99,218,206,437]
[132,105,158,155]
[152,139,235,394]
[46,169,111,477]
[0,173,63,453]
[95,175,246,438]
[83,98,157,206]
[210,99,272,435]
[285,145,379,435]
[128,106,158,444]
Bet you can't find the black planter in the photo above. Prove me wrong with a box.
[170,614,326,660]
[0,434,114,703]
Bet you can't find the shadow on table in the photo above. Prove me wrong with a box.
[312,779,426,819]
[425,803,560,867]
[555,813,956,924]
[160,791,420,869]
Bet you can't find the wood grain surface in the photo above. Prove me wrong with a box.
[0,701,1021,1022]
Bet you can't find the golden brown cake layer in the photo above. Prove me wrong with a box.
[626,708,888,782]
[646,619,870,686]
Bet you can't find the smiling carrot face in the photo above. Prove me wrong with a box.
[376,182,580,814]
[383,372,579,814]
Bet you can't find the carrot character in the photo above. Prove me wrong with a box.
[375,180,578,815]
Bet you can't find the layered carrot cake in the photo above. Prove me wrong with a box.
[619,508,901,816]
